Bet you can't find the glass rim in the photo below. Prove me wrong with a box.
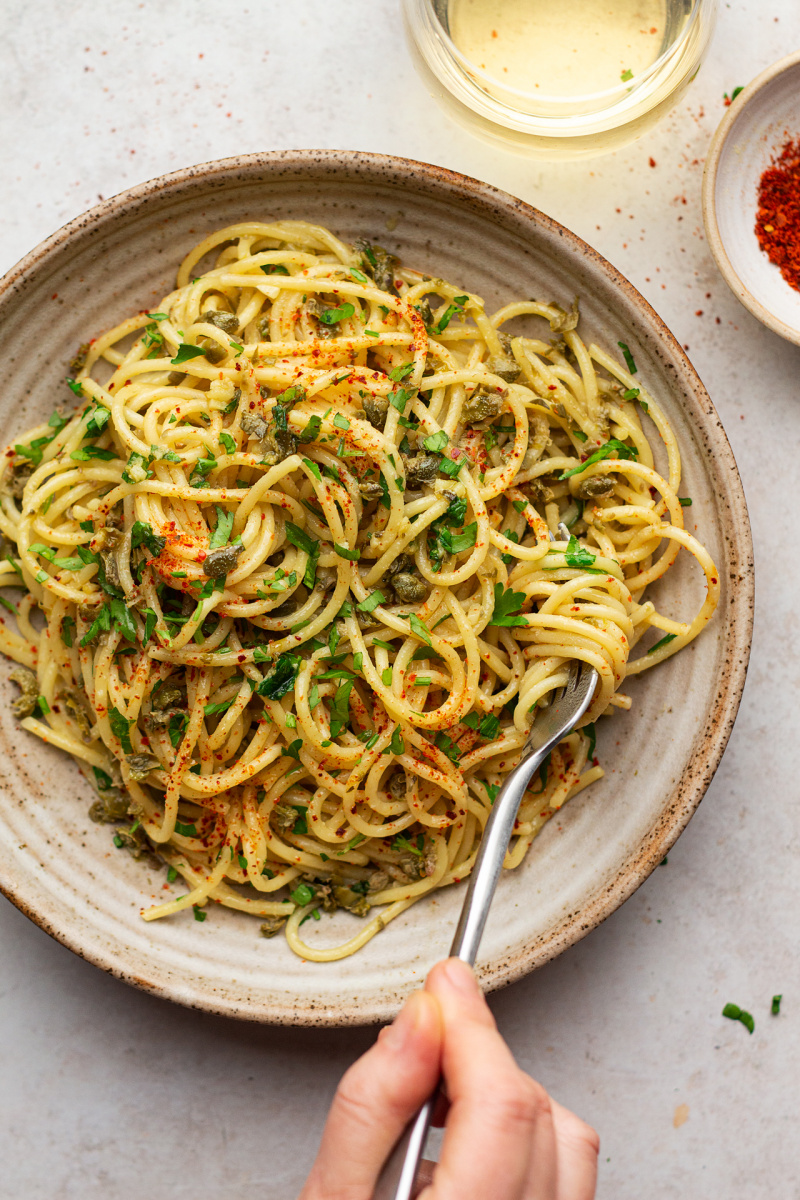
[420,0,706,108]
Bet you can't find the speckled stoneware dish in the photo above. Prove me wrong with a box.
[703,50,800,346]
[0,151,753,1025]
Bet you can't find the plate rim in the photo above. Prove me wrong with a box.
[0,148,755,1025]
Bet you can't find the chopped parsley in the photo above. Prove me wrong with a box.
[390,728,405,755]
[318,302,355,325]
[209,506,234,550]
[281,738,303,761]
[559,438,638,480]
[389,362,414,382]
[423,430,449,454]
[463,711,501,739]
[722,1003,754,1034]
[171,343,206,366]
[617,341,638,375]
[435,732,460,763]
[490,583,528,627]
[108,706,133,753]
[648,632,677,655]
[85,406,111,437]
[408,614,432,646]
[358,591,385,614]
[284,521,320,589]
[440,522,477,555]
[256,653,302,700]
[388,386,415,415]
[392,833,422,857]
[131,520,166,557]
[565,535,598,570]
[434,295,468,333]
[438,455,464,479]
[333,544,360,561]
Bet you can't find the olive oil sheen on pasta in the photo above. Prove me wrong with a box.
[446,0,690,97]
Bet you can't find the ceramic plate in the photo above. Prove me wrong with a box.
[703,50,800,346]
[0,151,753,1024]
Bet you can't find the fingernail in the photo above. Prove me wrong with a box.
[440,957,481,996]
[382,990,428,1051]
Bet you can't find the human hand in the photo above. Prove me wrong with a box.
[299,957,599,1199]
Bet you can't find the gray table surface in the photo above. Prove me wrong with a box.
[1,3,798,1197]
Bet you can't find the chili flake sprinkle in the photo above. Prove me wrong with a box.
[755,136,800,293]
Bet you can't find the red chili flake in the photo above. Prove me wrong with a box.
[756,136,800,291]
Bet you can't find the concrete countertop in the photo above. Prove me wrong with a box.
[0,3,797,1196]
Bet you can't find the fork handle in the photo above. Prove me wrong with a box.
[449,748,544,965]
[371,745,549,1200]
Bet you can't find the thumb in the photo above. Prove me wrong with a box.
[300,989,442,1200]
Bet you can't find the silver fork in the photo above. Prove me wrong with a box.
[373,656,599,1200]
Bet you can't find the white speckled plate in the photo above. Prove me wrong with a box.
[703,50,800,346]
[0,151,753,1025]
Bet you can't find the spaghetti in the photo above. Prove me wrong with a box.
[0,220,718,961]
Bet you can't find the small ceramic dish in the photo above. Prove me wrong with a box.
[703,50,800,346]
[0,151,754,1024]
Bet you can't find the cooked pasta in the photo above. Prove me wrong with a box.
[0,220,718,960]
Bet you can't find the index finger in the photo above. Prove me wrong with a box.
[420,959,557,1200]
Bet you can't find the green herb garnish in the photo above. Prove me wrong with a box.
[722,1003,754,1034]
[490,583,527,627]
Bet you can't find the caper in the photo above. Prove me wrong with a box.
[4,459,33,499]
[273,802,299,831]
[485,354,521,383]
[126,752,159,781]
[354,237,399,296]
[201,340,227,365]
[548,298,580,334]
[204,542,243,579]
[240,410,269,441]
[575,474,615,499]
[359,480,385,502]
[388,771,407,798]
[199,310,239,335]
[261,427,298,466]
[69,342,90,376]
[9,666,38,718]
[392,573,428,603]
[60,689,93,740]
[259,917,287,938]
[333,886,370,917]
[385,553,413,578]
[414,298,433,327]
[463,387,505,424]
[362,394,389,431]
[403,454,439,487]
[152,682,186,712]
